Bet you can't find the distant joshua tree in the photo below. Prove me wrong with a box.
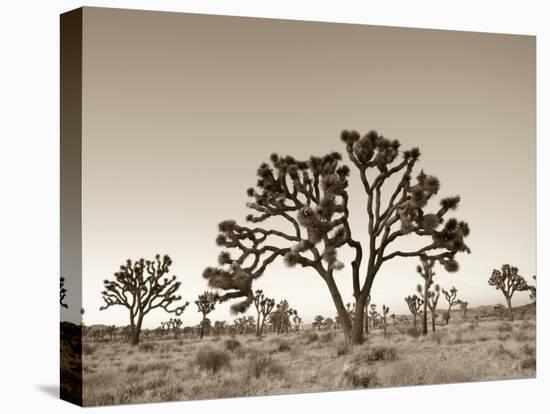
[442,286,461,325]
[405,295,423,328]
[60,277,68,308]
[252,290,275,337]
[213,320,228,336]
[364,295,371,335]
[415,256,458,334]
[381,305,389,337]
[195,291,218,339]
[292,313,303,332]
[426,284,441,331]
[162,318,183,338]
[460,301,469,320]
[369,304,378,328]
[100,254,189,345]
[313,315,325,331]
[529,276,536,304]
[390,313,396,326]
[323,317,335,330]
[203,131,471,345]
[488,264,530,321]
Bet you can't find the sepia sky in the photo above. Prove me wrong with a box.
[69,7,535,328]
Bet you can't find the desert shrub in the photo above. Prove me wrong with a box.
[430,331,445,345]
[406,327,420,338]
[522,344,536,358]
[140,361,170,374]
[320,331,335,343]
[195,347,231,374]
[246,355,285,379]
[513,330,529,342]
[224,338,241,352]
[82,343,96,356]
[490,344,516,359]
[335,342,350,356]
[138,342,157,353]
[126,363,139,373]
[302,331,319,344]
[342,362,378,388]
[354,345,398,363]
[520,357,536,370]
[498,322,513,333]
[276,341,292,352]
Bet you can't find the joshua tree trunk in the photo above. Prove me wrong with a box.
[324,270,353,343]
[446,306,451,324]
[130,316,143,346]
[422,280,429,335]
[506,296,514,321]
[431,311,436,332]
[256,313,261,337]
[413,314,417,328]
[200,314,206,339]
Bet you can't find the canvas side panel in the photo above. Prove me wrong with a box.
[60,7,83,407]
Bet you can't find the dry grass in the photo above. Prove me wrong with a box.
[82,317,536,406]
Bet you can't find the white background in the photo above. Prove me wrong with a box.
[0,1,547,412]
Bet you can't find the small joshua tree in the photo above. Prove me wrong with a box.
[100,254,189,345]
[390,313,396,326]
[369,304,378,328]
[405,295,423,328]
[529,276,536,304]
[442,286,461,325]
[488,264,530,321]
[381,305,389,337]
[163,318,183,338]
[313,315,325,331]
[269,300,296,334]
[252,290,275,337]
[460,301,469,320]
[292,313,303,332]
[195,291,218,339]
[60,277,68,309]
[323,317,335,330]
[364,295,371,335]
[426,284,441,332]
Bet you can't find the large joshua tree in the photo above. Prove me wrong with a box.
[100,254,189,345]
[195,291,218,339]
[488,264,529,321]
[252,289,275,336]
[203,130,470,344]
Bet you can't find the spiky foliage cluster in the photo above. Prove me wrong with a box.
[195,291,218,316]
[253,289,275,336]
[60,276,68,309]
[341,130,470,268]
[99,254,189,345]
[268,300,298,334]
[203,151,353,313]
[313,315,325,330]
[488,265,530,320]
